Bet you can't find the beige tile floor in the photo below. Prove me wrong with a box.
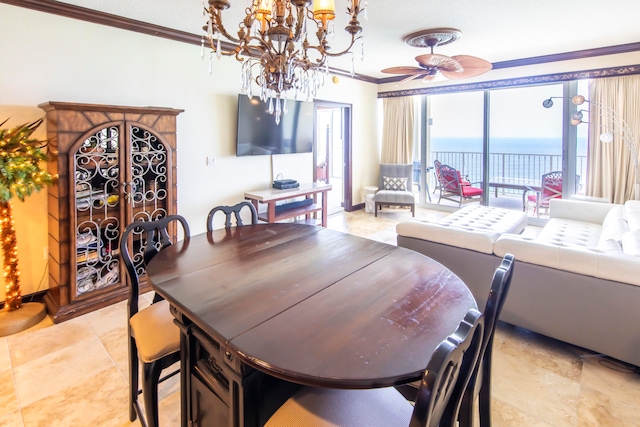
[2,207,640,426]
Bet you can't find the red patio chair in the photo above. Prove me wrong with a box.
[525,171,563,217]
[437,163,483,206]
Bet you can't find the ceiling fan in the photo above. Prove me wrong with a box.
[381,28,493,84]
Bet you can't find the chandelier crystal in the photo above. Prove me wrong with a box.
[202,0,366,124]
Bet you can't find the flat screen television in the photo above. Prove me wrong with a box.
[236,95,314,156]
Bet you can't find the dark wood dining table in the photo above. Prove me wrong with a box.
[146,223,477,427]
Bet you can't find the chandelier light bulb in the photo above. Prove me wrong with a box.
[600,132,614,143]
[572,95,586,106]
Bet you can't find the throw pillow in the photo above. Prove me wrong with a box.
[383,176,407,191]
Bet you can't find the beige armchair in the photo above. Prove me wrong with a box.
[374,163,415,217]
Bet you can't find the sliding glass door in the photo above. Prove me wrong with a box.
[419,91,485,207]
[417,80,586,215]
[487,84,565,215]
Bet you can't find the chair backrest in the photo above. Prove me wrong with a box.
[458,254,515,427]
[484,254,515,343]
[410,308,484,427]
[379,163,413,191]
[120,215,190,318]
[539,171,563,203]
[437,164,464,193]
[206,201,258,231]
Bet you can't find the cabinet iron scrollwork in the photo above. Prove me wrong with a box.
[40,101,182,322]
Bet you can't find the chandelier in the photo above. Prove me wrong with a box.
[202,0,367,123]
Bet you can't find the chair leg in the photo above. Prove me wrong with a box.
[478,353,493,427]
[375,203,378,217]
[129,337,139,422]
[458,380,476,427]
[142,360,163,427]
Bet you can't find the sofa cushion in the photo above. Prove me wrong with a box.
[374,189,414,204]
[625,200,640,231]
[597,239,623,253]
[494,234,640,286]
[438,205,528,234]
[549,199,617,224]
[537,218,602,248]
[396,205,527,254]
[622,231,640,256]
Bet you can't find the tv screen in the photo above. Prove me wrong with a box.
[236,95,314,156]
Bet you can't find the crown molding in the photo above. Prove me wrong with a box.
[378,64,640,98]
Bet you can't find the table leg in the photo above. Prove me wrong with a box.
[321,190,328,227]
[267,202,276,223]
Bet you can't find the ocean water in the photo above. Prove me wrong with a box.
[429,137,589,182]
[431,137,588,156]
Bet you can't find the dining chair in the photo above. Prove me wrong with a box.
[120,214,191,427]
[458,253,515,427]
[264,308,484,427]
[436,163,482,206]
[395,254,515,427]
[374,163,415,217]
[206,200,258,231]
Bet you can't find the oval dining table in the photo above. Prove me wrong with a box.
[146,222,477,427]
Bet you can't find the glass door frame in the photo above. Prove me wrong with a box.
[416,80,583,216]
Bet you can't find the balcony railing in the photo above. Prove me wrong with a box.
[430,151,587,194]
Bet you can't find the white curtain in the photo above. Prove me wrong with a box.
[586,75,640,203]
[381,97,414,164]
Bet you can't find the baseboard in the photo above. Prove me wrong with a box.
[0,290,48,310]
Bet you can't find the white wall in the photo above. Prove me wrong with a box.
[0,4,379,298]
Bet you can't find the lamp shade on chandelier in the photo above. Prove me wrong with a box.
[202,0,366,123]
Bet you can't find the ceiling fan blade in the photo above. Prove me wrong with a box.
[415,54,463,73]
[381,66,427,75]
[442,55,493,79]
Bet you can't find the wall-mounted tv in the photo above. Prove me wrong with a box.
[236,95,314,156]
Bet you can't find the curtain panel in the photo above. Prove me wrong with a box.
[587,75,640,203]
[381,97,414,164]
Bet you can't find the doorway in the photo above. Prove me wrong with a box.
[314,101,353,213]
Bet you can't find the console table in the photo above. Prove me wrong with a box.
[147,224,476,427]
[245,182,332,227]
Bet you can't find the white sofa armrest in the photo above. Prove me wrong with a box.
[549,199,616,224]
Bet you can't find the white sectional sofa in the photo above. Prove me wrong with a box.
[397,199,640,368]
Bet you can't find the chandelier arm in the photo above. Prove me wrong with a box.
[291,4,309,43]
[321,35,362,58]
[208,39,242,58]
[206,8,243,45]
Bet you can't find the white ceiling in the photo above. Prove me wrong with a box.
[56,0,640,80]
